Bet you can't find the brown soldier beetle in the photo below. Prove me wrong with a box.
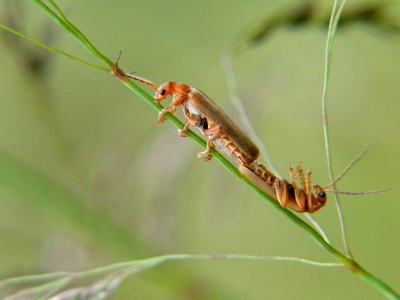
[126,75,391,213]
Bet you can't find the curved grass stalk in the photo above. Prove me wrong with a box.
[0,255,341,299]
[0,0,397,299]
[321,0,352,257]
[305,213,330,243]
[0,22,108,72]
[31,0,113,69]
[222,39,334,243]
[222,46,332,243]
[221,50,282,178]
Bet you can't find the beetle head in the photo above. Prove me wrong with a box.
[155,82,172,103]
[311,184,327,212]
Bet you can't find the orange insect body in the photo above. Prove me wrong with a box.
[128,75,387,213]
[151,81,329,212]
[133,78,259,164]
[239,164,326,213]
[181,88,258,164]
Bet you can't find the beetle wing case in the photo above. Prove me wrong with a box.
[186,88,260,161]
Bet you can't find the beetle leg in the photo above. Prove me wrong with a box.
[158,106,176,123]
[294,188,306,212]
[178,108,200,137]
[157,94,186,122]
[178,121,191,137]
[288,163,307,211]
[197,125,222,161]
[275,179,289,207]
[297,162,306,191]
[288,163,297,189]
[305,169,315,211]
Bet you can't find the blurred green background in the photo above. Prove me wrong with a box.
[0,0,399,299]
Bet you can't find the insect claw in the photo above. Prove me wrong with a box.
[157,110,168,122]
[178,130,187,137]
[204,154,213,162]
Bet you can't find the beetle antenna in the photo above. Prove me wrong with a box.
[323,187,393,195]
[115,50,123,67]
[320,144,393,195]
[112,50,158,91]
[126,73,158,91]
[323,144,369,189]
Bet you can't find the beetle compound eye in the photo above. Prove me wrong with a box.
[319,191,326,198]
[160,89,166,96]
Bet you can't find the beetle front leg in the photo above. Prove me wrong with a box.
[156,94,186,123]
[158,105,177,123]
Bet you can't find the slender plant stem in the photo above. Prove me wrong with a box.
[31,0,113,69]
[321,0,353,257]
[221,50,282,178]
[0,22,108,72]
[222,33,332,244]
[305,213,330,243]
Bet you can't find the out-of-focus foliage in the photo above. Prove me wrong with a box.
[245,2,400,45]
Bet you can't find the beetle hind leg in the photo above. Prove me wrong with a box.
[197,139,216,161]
[178,121,191,137]
[197,125,222,161]
[274,179,289,208]
[288,163,308,212]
